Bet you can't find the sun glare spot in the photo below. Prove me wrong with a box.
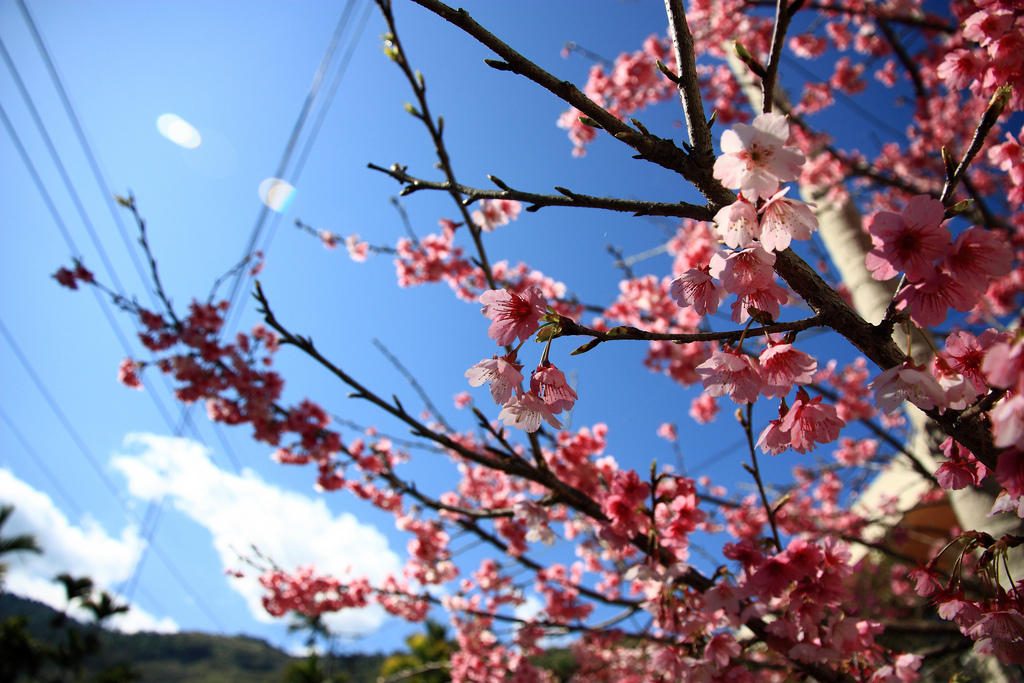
[156,114,202,149]
[258,178,296,212]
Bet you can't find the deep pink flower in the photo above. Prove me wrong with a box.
[696,347,764,405]
[759,343,817,398]
[670,267,722,316]
[713,112,805,200]
[479,286,547,346]
[497,391,562,433]
[777,388,845,454]
[944,227,1013,292]
[865,195,950,282]
[117,358,144,390]
[53,267,78,290]
[893,273,976,328]
[868,360,947,414]
[757,188,817,252]
[945,329,1005,393]
[465,353,524,405]
[530,364,578,414]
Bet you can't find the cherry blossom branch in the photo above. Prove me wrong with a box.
[662,0,715,158]
[372,338,453,432]
[375,0,499,291]
[406,0,731,204]
[875,19,926,99]
[367,163,716,221]
[745,1,957,32]
[939,86,1012,207]
[555,314,824,351]
[761,0,795,114]
[740,404,784,550]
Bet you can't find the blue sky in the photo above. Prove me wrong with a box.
[0,0,914,655]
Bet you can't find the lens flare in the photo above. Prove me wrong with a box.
[156,114,201,149]
[258,178,296,212]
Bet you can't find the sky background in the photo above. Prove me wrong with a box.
[0,0,921,656]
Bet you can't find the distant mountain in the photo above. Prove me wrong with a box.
[0,593,387,683]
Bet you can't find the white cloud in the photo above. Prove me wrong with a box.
[0,468,179,634]
[110,433,401,636]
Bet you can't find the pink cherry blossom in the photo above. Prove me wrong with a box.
[893,273,975,328]
[759,343,817,398]
[944,227,1013,292]
[713,197,760,248]
[497,390,562,433]
[465,353,524,405]
[777,388,845,454]
[757,187,818,252]
[530,364,578,414]
[479,286,547,346]
[991,395,1024,450]
[865,195,951,282]
[713,112,805,200]
[669,266,722,315]
[117,358,144,390]
[696,347,764,405]
[471,199,522,232]
[689,393,719,424]
[983,337,1024,393]
[709,246,775,296]
[868,360,947,414]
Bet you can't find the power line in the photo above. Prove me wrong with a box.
[0,34,127,297]
[224,0,361,333]
[257,0,374,258]
[13,0,160,312]
[0,314,226,630]
[0,404,84,520]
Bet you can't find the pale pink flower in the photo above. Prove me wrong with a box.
[757,188,818,252]
[479,286,547,346]
[893,273,975,328]
[465,354,524,405]
[497,391,562,433]
[689,394,719,424]
[530,364,578,414]
[729,279,789,324]
[696,348,764,404]
[512,500,556,546]
[865,195,950,282]
[991,395,1024,450]
[713,197,760,248]
[669,267,722,315]
[471,199,522,231]
[656,422,678,442]
[709,246,775,296]
[757,418,790,455]
[453,392,472,409]
[713,112,805,200]
[868,360,947,414]
[983,338,1024,393]
[344,233,368,261]
[759,343,817,398]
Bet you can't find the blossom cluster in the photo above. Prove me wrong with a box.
[465,286,577,433]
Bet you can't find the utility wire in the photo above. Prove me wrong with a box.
[0,34,127,298]
[0,314,226,630]
[13,0,160,312]
[257,0,374,258]
[0,404,84,519]
[224,0,360,333]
